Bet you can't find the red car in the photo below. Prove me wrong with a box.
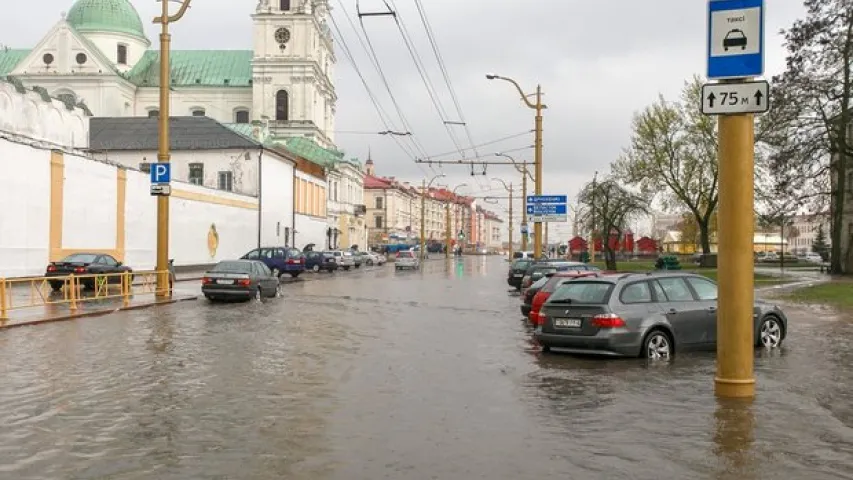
[528,271,601,326]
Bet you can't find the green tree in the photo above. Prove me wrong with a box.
[761,0,853,273]
[577,177,648,271]
[813,224,830,261]
[613,77,718,255]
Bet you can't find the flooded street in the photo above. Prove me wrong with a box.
[1,256,852,479]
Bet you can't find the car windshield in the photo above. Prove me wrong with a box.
[62,253,98,263]
[398,252,414,258]
[512,259,532,269]
[212,261,253,274]
[530,277,549,289]
[547,281,613,304]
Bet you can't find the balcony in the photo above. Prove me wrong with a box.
[354,204,367,216]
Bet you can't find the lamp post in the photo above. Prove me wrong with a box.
[590,171,598,263]
[492,178,513,261]
[421,173,445,261]
[486,74,546,258]
[154,0,192,297]
[496,152,532,253]
[446,183,468,259]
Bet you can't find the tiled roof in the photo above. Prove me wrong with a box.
[89,116,261,151]
[364,174,392,189]
[125,50,253,87]
[283,136,344,168]
[0,49,30,76]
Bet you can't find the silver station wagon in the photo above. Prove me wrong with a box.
[534,272,788,359]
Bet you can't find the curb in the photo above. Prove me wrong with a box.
[0,295,198,330]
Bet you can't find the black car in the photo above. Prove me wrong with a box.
[305,251,338,272]
[507,259,535,289]
[45,252,132,290]
[521,276,550,318]
[201,260,280,302]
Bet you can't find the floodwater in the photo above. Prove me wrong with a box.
[0,257,851,479]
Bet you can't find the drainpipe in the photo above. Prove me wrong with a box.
[257,148,263,250]
[292,170,297,248]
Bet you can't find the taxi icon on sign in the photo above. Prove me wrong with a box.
[723,29,747,51]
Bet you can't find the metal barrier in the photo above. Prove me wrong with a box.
[0,270,171,321]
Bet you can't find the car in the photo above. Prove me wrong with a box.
[241,247,305,278]
[395,250,420,270]
[45,252,133,291]
[368,251,386,265]
[351,251,365,268]
[329,250,355,270]
[507,258,535,290]
[521,276,550,318]
[201,260,281,302]
[528,271,602,326]
[802,252,823,264]
[534,272,788,359]
[520,261,592,292]
[305,251,338,272]
[723,29,747,51]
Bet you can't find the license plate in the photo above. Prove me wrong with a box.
[513,274,523,277]
[216,279,234,285]
[554,318,582,328]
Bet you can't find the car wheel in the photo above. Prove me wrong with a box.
[758,316,784,348]
[49,281,63,292]
[642,329,673,360]
[289,272,299,278]
[312,265,320,272]
[344,266,350,271]
[272,268,281,278]
[540,344,551,353]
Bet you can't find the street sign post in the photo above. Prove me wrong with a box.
[701,80,769,115]
[526,195,568,223]
[150,162,171,184]
[707,0,764,80]
[150,184,171,196]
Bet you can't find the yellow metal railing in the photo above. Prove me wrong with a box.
[0,270,172,321]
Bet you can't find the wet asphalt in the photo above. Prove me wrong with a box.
[0,256,851,479]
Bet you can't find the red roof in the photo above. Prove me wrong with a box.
[363,174,392,189]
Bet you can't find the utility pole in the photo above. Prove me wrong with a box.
[495,152,532,253]
[446,184,468,259]
[420,174,445,261]
[589,171,598,263]
[154,0,192,297]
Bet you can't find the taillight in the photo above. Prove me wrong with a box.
[47,265,57,272]
[202,277,213,284]
[74,267,85,273]
[237,279,251,286]
[591,313,626,328]
[286,259,296,264]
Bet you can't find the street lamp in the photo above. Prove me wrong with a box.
[154,0,192,298]
[446,183,467,258]
[421,173,445,261]
[492,178,514,261]
[495,152,532,252]
[486,74,546,259]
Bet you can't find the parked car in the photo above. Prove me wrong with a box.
[201,260,280,302]
[520,261,591,292]
[305,251,338,272]
[528,271,602,326]
[351,251,365,268]
[241,247,305,278]
[45,252,133,291]
[534,272,788,359]
[521,276,550,318]
[507,258,535,290]
[395,250,420,270]
[367,252,386,265]
[802,252,824,263]
[329,250,355,270]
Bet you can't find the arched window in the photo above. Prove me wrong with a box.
[280,0,290,10]
[191,109,206,117]
[235,110,250,124]
[275,90,289,121]
[117,44,128,65]
[148,109,159,118]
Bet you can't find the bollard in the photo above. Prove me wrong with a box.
[122,271,131,307]
[0,277,7,321]
[69,274,78,312]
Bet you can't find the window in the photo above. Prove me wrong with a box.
[243,249,260,259]
[148,109,159,118]
[275,90,289,121]
[620,282,652,304]
[273,248,286,259]
[100,255,119,267]
[656,278,694,302]
[280,0,290,10]
[687,277,718,300]
[235,110,250,124]
[375,216,383,228]
[139,163,151,173]
[192,109,206,117]
[188,163,204,185]
[117,44,128,65]
[375,197,383,209]
[217,171,233,191]
[548,282,613,305]
[333,182,338,201]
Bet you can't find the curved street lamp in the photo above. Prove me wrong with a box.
[492,178,514,261]
[444,183,468,258]
[420,173,446,260]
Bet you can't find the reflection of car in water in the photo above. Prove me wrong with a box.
[723,29,747,51]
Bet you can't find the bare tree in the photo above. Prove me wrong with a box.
[577,177,648,271]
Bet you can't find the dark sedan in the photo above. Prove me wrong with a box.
[45,252,132,291]
[305,251,338,272]
[201,260,280,302]
[507,259,534,289]
[521,276,550,318]
[534,272,788,359]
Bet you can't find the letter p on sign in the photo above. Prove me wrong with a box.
[151,163,171,184]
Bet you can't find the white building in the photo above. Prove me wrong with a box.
[0,0,336,148]
[789,213,831,255]
[326,159,367,250]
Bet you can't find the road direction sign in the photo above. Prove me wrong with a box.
[150,162,171,184]
[701,80,770,115]
[150,184,171,196]
[529,214,566,223]
[526,194,568,223]
[526,204,568,216]
[707,0,764,79]
[527,195,567,204]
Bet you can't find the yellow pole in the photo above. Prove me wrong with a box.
[521,166,528,252]
[445,202,451,259]
[154,0,191,298]
[122,271,131,308]
[0,277,7,321]
[420,179,426,261]
[508,184,513,261]
[533,85,544,259]
[715,111,756,399]
[69,274,77,312]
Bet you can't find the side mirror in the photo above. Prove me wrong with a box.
[116,262,123,267]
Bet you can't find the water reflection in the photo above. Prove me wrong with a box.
[713,398,757,480]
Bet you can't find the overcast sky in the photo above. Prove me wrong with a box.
[0,0,806,237]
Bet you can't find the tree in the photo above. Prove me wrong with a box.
[577,177,648,271]
[762,0,853,273]
[613,77,719,255]
[813,223,830,261]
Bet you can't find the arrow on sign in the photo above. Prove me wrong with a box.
[707,92,716,108]
[754,89,763,106]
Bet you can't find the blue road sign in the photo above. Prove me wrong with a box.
[707,0,764,79]
[527,204,568,215]
[527,195,567,204]
[150,162,171,184]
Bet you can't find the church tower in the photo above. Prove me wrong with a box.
[251,0,337,148]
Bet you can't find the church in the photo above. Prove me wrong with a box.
[0,0,337,148]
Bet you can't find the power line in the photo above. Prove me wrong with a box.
[421,131,533,160]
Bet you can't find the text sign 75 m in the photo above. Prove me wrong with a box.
[701,80,769,115]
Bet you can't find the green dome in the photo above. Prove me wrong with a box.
[66,0,146,39]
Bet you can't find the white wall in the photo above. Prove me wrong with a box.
[0,140,51,277]
[0,80,89,147]
[62,153,117,250]
[294,214,327,251]
[135,87,252,125]
[260,153,295,247]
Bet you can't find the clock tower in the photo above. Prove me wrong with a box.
[251,0,337,148]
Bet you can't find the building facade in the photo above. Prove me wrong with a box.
[789,213,831,255]
[326,159,366,250]
[0,0,336,148]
